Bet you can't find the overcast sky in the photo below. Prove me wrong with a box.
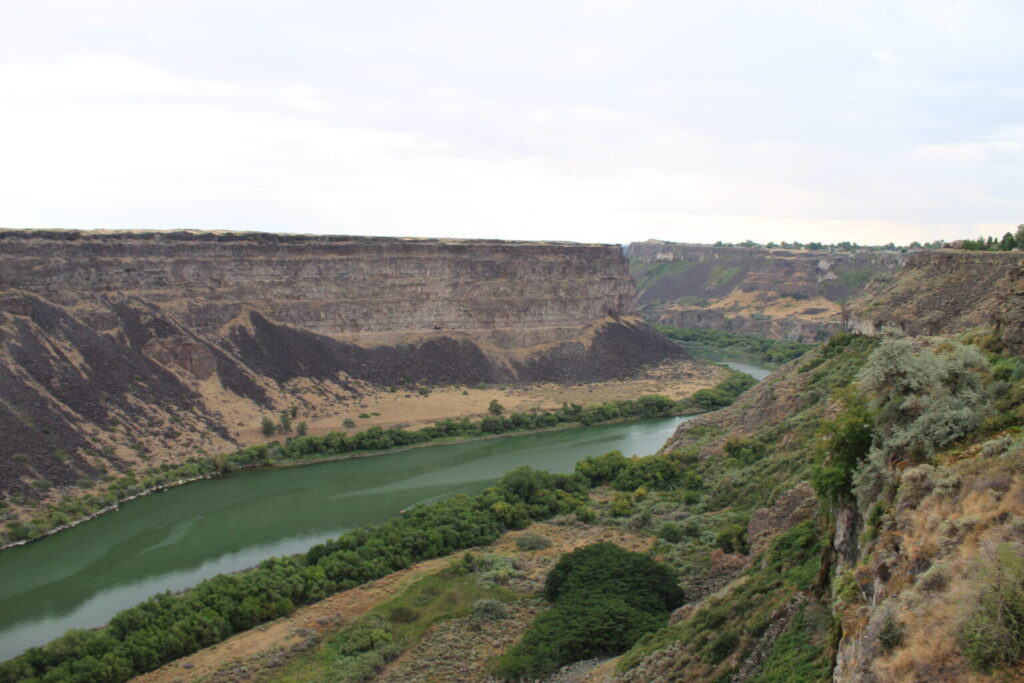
[1,1,1021,245]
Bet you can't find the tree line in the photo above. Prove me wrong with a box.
[0,467,591,682]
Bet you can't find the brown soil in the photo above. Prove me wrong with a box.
[701,287,841,321]
[235,359,723,445]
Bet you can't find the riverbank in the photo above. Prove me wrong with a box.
[0,415,689,663]
[2,358,725,544]
[0,395,704,557]
[1,356,738,550]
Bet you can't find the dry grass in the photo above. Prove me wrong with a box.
[131,522,653,683]
[234,359,723,445]
[860,456,1024,682]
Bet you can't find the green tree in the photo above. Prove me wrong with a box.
[488,399,505,416]
[260,417,276,436]
[495,543,683,680]
[811,393,874,505]
[279,411,292,433]
[1001,232,1017,251]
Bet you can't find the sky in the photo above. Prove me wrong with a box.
[0,1,1021,246]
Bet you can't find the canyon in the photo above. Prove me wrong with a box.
[628,241,907,341]
[4,230,1024,682]
[629,240,1024,353]
[0,230,692,529]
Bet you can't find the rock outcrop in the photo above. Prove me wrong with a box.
[845,249,1022,339]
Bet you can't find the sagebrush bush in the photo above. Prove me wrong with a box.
[472,553,521,586]
[895,464,936,511]
[515,532,552,551]
[472,599,510,621]
[877,613,906,655]
[860,335,990,461]
[916,563,949,594]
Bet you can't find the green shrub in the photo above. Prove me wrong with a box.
[610,493,635,517]
[575,450,629,485]
[877,613,905,654]
[515,532,552,551]
[705,631,739,664]
[657,522,685,544]
[724,438,767,466]
[494,543,683,680]
[473,599,510,621]
[612,456,682,491]
[715,522,749,554]
[388,606,418,623]
[812,393,874,505]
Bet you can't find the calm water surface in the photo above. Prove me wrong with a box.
[681,344,777,381]
[0,345,773,661]
[0,416,691,660]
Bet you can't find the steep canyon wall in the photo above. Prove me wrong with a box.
[628,241,907,341]
[0,230,685,508]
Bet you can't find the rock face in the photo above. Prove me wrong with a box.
[845,249,1022,339]
[0,229,686,506]
[1,230,638,346]
[628,241,906,341]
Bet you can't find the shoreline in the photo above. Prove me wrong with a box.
[0,413,693,553]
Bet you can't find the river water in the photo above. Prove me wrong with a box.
[0,345,772,661]
[0,416,693,660]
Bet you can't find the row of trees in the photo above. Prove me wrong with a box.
[232,395,681,472]
[958,225,1024,251]
[7,380,752,547]
[708,239,941,252]
[705,225,1024,253]
[0,467,590,683]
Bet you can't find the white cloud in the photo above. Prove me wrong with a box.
[0,2,1022,244]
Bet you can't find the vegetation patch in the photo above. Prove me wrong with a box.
[274,566,517,682]
[656,325,813,364]
[0,467,588,682]
[492,543,684,680]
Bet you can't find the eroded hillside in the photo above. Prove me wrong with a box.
[0,230,696,542]
[628,241,906,342]
[845,249,1022,339]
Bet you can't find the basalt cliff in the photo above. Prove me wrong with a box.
[628,241,907,341]
[0,230,686,523]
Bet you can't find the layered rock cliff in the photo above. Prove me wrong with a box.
[1,230,639,346]
[0,229,686,517]
[845,249,1023,340]
[628,241,906,341]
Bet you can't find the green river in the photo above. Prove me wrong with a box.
[0,346,771,661]
[0,417,689,660]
